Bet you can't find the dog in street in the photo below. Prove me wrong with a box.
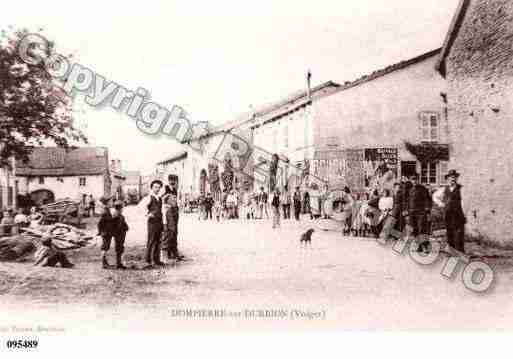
[300,228,314,246]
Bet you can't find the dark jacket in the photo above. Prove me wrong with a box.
[112,214,129,236]
[303,192,310,212]
[391,185,405,219]
[407,184,432,214]
[204,196,214,209]
[444,184,465,224]
[147,195,163,221]
[97,210,113,237]
[259,191,268,204]
[271,194,280,208]
[293,191,301,206]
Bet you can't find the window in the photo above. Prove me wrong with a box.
[420,112,439,142]
[79,177,86,186]
[421,161,437,185]
[38,176,44,185]
[439,161,449,184]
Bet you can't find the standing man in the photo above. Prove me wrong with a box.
[434,169,466,253]
[280,185,291,220]
[389,182,405,234]
[405,173,432,253]
[139,179,165,268]
[163,175,184,261]
[204,192,214,220]
[258,186,269,219]
[293,186,302,221]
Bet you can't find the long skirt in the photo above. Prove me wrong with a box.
[272,207,280,228]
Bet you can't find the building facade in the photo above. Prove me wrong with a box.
[121,170,142,203]
[436,0,513,245]
[109,159,126,201]
[250,81,341,190]
[313,49,449,191]
[16,147,112,205]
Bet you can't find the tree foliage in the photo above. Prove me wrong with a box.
[0,28,87,168]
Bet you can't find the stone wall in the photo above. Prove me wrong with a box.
[445,0,513,245]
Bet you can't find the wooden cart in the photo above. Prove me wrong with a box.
[40,199,82,226]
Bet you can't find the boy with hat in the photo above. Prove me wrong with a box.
[98,196,114,268]
[111,200,130,269]
[434,169,466,253]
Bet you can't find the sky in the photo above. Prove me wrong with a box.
[2,0,459,174]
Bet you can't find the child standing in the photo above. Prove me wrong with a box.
[97,196,114,269]
[111,200,129,269]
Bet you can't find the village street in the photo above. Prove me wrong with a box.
[1,204,513,332]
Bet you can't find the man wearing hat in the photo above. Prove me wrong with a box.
[405,172,432,253]
[434,169,466,253]
[139,179,165,267]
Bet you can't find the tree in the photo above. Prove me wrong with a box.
[0,28,87,168]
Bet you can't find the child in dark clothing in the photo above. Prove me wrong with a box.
[97,196,114,269]
[111,200,129,269]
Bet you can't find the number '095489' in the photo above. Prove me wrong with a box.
[6,339,38,349]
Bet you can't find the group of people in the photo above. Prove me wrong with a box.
[95,175,184,269]
[384,168,466,253]
[195,185,314,227]
[0,206,44,235]
[335,168,466,254]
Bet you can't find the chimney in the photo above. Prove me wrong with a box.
[306,70,312,101]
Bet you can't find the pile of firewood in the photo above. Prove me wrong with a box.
[21,224,94,250]
[0,236,36,261]
[0,223,96,262]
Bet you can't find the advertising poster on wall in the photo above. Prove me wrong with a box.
[311,149,365,191]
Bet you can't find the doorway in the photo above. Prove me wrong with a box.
[400,161,417,180]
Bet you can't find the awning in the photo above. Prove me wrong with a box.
[404,141,449,162]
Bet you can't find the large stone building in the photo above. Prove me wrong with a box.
[249,81,341,189]
[436,0,513,245]
[16,147,112,205]
[157,81,341,198]
[313,49,449,192]
[156,151,189,194]
[163,118,254,199]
